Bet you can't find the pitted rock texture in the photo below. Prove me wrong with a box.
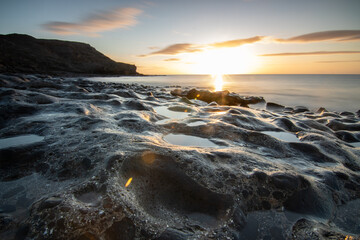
[0,74,359,239]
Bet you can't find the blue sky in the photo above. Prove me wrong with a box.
[1,0,360,74]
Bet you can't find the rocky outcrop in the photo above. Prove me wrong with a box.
[171,88,264,106]
[1,74,360,239]
[0,34,138,76]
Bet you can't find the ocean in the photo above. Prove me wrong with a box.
[91,74,360,112]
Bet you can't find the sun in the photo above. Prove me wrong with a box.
[187,45,259,75]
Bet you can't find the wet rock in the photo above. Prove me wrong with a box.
[171,88,264,106]
[316,107,328,113]
[327,119,360,131]
[335,130,359,142]
[120,152,234,225]
[269,173,304,191]
[293,106,309,113]
[38,197,62,211]
[266,102,285,111]
[104,218,135,240]
[156,228,192,240]
[0,204,16,213]
[284,188,330,218]
[124,100,153,111]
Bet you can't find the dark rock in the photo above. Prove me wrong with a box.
[0,34,138,76]
[104,218,135,240]
[293,106,309,113]
[272,191,284,200]
[0,204,16,213]
[81,157,92,170]
[269,173,301,191]
[316,107,328,113]
[284,188,329,218]
[170,88,264,106]
[327,119,360,131]
[252,171,268,182]
[14,224,30,240]
[232,207,246,230]
[289,142,336,163]
[2,186,25,198]
[266,102,285,111]
[38,197,62,211]
[156,228,192,240]
[257,187,270,197]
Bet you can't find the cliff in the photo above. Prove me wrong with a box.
[0,34,138,76]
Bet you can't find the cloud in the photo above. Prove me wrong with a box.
[163,58,181,61]
[140,36,264,57]
[42,7,142,36]
[210,36,264,48]
[316,60,360,63]
[139,43,204,57]
[260,51,360,57]
[276,30,360,43]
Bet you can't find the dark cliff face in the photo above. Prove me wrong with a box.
[0,34,138,76]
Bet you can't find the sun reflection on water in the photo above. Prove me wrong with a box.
[213,74,223,92]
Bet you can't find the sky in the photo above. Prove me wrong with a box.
[1,0,360,74]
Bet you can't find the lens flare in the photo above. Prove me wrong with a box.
[125,177,133,187]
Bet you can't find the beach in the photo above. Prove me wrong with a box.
[1,74,359,239]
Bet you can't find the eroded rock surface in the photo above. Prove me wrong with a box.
[0,74,360,239]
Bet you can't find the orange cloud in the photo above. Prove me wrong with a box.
[140,36,264,57]
[42,7,142,36]
[276,30,360,43]
[316,60,360,63]
[139,43,203,57]
[260,51,360,57]
[164,58,181,61]
[210,36,264,48]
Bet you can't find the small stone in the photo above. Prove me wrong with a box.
[38,197,62,211]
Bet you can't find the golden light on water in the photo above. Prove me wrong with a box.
[125,177,133,187]
[213,74,224,91]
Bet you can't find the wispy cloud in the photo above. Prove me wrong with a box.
[210,36,264,48]
[140,36,263,57]
[276,30,360,43]
[164,58,181,61]
[316,60,360,63]
[42,7,142,36]
[139,30,360,58]
[260,51,360,57]
[139,43,204,57]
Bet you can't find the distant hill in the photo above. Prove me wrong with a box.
[0,34,138,76]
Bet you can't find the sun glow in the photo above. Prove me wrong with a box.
[188,45,259,74]
[213,74,224,91]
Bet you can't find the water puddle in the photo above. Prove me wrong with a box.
[154,106,190,124]
[262,131,300,142]
[187,121,207,127]
[163,134,218,148]
[350,142,360,148]
[0,134,44,149]
[75,192,102,206]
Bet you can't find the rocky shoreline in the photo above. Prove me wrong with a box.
[0,74,360,239]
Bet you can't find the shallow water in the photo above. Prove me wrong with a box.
[92,74,360,112]
[262,131,300,142]
[154,106,190,124]
[0,134,44,149]
[163,133,219,148]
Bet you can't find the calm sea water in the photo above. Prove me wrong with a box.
[91,74,360,112]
